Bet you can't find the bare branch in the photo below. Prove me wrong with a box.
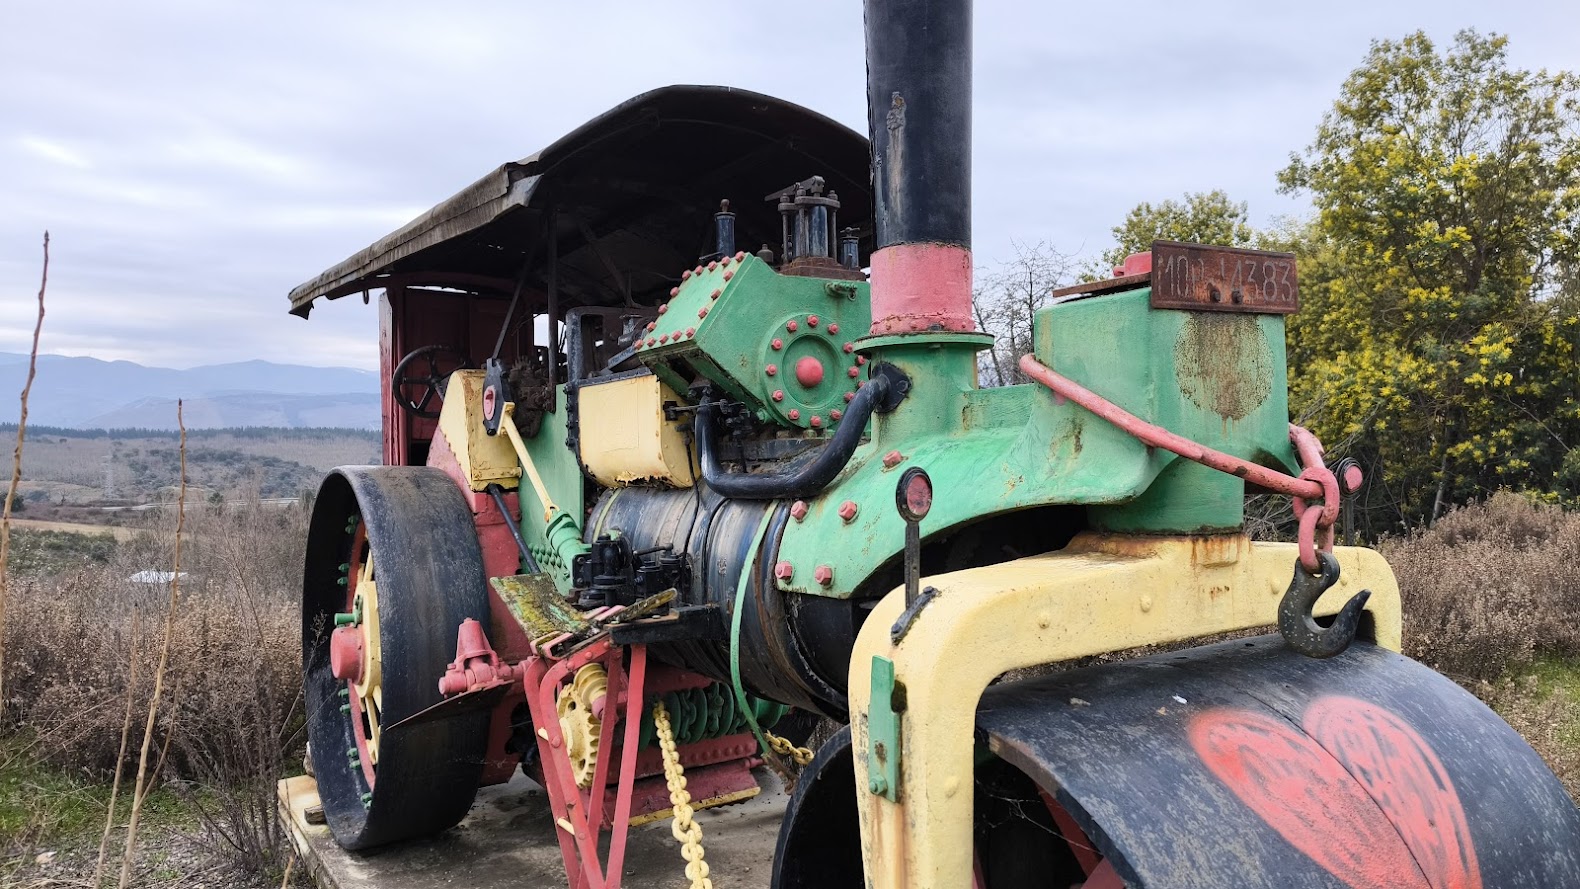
[0,231,49,720]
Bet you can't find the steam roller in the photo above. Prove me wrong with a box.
[288,0,1580,885]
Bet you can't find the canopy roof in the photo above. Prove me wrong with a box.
[288,85,873,318]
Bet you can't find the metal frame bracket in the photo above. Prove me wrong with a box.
[866,655,902,801]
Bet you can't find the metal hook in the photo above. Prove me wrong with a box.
[1277,551,1371,659]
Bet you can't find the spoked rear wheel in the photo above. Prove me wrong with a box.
[302,466,492,850]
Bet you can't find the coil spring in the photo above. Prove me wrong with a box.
[639,683,788,749]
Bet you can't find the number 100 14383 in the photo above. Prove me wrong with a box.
[1150,240,1299,315]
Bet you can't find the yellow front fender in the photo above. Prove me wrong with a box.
[847,532,1400,889]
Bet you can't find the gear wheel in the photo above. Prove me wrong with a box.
[556,663,609,788]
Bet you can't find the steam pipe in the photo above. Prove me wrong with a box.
[865,0,975,335]
[697,375,892,500]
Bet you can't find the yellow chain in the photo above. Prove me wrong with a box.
[765,731,813,766]
[653,702,712,889]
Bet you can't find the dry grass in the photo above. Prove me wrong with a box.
[1386,491,1580,797]
[1386,492,1580,683]
[1,497,306,882]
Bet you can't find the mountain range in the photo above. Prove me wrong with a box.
[0,353,379,429]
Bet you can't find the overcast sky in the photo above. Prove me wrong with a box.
[2,0,1574,371]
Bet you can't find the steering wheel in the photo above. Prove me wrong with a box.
[392,345,473,418]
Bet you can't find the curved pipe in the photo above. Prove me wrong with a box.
[697,375,891,500]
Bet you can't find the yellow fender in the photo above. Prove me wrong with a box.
[846,532,1400,889]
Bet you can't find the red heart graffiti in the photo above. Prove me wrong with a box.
[1304,696,1481,889]
[1189,698,1481,889]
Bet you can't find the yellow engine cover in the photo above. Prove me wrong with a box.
[578,374,699,487]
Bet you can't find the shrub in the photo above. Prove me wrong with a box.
[1385,492,1580,683]
[1,497,307,878]
[1385,493,1580,800]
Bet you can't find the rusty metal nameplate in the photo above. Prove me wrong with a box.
[1150,240,1299,314]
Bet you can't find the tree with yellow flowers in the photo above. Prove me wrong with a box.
[1277,29,1580,534]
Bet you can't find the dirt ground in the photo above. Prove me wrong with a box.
[280,771,788,889]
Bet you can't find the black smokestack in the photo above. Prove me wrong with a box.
[864,0,972,251]
[863,0,975,335]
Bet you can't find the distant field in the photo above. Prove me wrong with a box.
[5,517,136,541]
[8,425,380,506]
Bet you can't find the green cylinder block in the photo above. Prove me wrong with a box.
[636,256,872,432]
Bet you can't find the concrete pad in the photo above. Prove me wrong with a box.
[279,771,788,889]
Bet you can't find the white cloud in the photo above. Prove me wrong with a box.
[0,0,1575,370]
[16,135,92,169]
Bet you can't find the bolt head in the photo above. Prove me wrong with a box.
[699,306,709,318]
[669,287,679,297]
[694,265,704,276]
[646,322,655,331]
[659,333,669,343]
[810,415,823,427]
[711,288,721,300]
[658,304,668,315]
[795,356,825,388]
[788,409,801,420]
[686,327,696,338]
[828,323,840,334]
[723,270,734,281]
[646,339,655,347]
[786,320,799,333]
[856,355,868,365]
[682,269,692,280]
[708,260,718,271]
[838,500,858,522]
[882,450,904,468]
[771,338,783,350]
[830,409,843,421]
[735,251,747,261]
[844,392,855,402]
[774,561,793,580]
[790,500,808,521]
[843,342,854,353]
[765,364,778,376]
[848,366,860,378]
[813,565,833,586]
[807,315,820,327]
[771,389,784,402]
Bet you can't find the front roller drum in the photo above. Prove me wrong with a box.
[775,637,1580,887]
[302,466,493,850]
[975,636,1580,887]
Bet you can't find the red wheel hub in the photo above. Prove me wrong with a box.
[330,625,365,683]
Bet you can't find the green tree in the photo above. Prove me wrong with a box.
[1278,30,1580,531]
[1099,189,1255,271]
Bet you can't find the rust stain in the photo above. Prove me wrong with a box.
[1071,534,1166,560]
[1174,315,1273,421]
[1190,534,1245,567]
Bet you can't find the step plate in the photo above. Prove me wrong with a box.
[977,636,1580,888]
